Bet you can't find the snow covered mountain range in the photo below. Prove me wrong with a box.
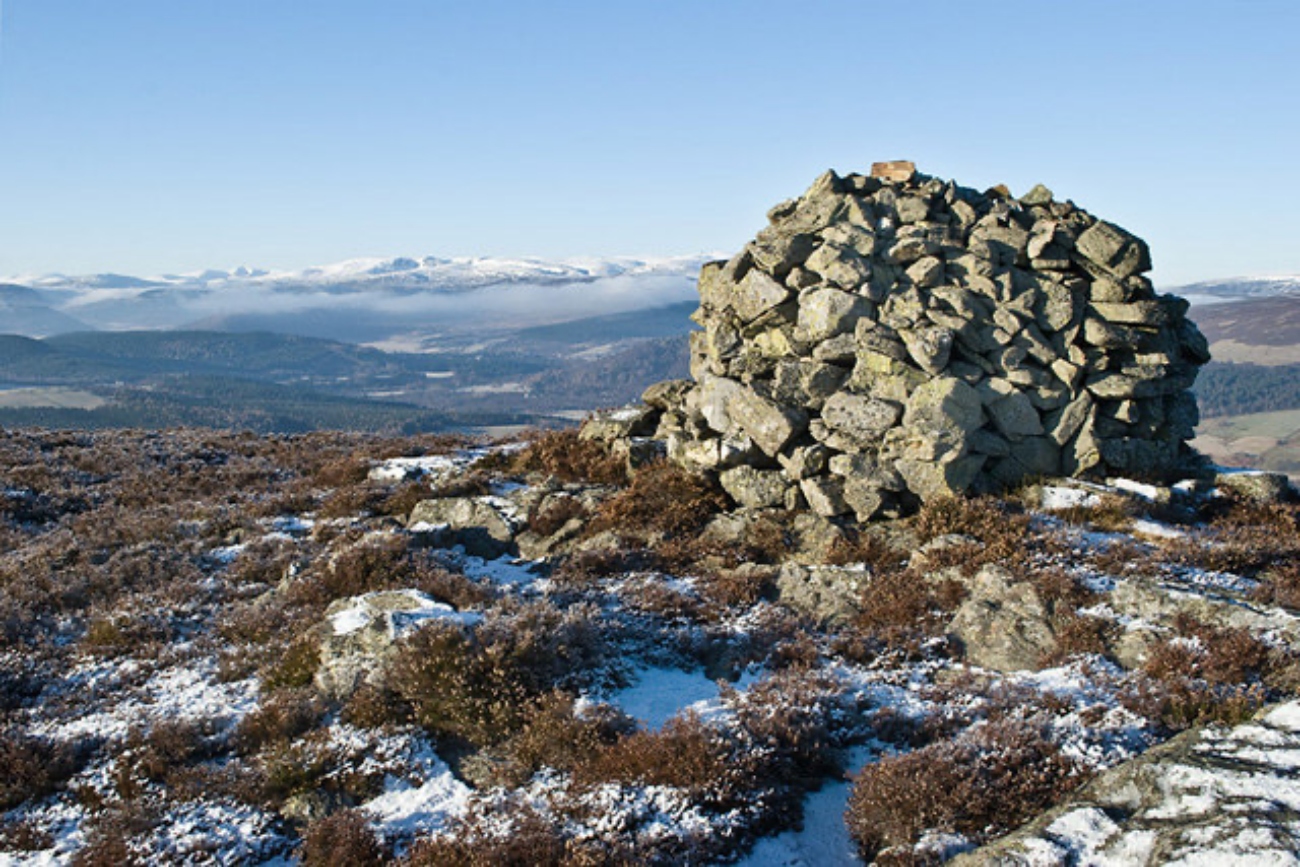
[0,254,714,341]
[15,254,710,296]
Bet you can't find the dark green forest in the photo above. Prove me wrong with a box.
[1194,362,1300,418]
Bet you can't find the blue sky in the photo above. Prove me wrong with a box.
[0,1,1296,285]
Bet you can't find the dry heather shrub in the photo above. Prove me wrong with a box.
[695,566,777,611]
[1052,493,1140,532]
[845,720,1082,862]
[1121,674,1266,731]
[528,496,589,538]
[227,537,296,586]
[123,719,219,786]
[254,735,384,808]
[1169,498,1300,577]
[477,600,608,692]
[467,692,634,788]
[300,809,386,867]
[589,460,726,541]
[1253,560,1300,611]
[499,429,628,486]
[377,482,429,519]
[386,621,526,747]
[571,712,737,801]
[403,801,572,867]
[80,612,171,657]
[1045,614,1118,665]
[620,575,705,622]
[386,602,605,748]
[0,818,53,851]
[1086,537,1157,578]
[722,668,844,790]
[235,689,327,753]
[549,548,641,590]
[314,455,372,488]
[0,729,82,809]
[316,484,387,520]
[261,635,322,692]
[850,568,966,658]
[299,539,490,609]
[1125,617,1277,730]
[427,470,493,499]
[341,682,412,729]
[71,802,158,867]
[1163,616,1274,686]
[825,529,910,570]
[913,495,1031,562]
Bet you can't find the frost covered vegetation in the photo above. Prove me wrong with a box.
[2,427,1300,864]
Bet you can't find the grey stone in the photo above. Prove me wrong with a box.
[408,497,518,558]
[900,326,954,375]
[642,379,693,411]
[315,589,481,699]
[729,386,808,457]
[811,332,859,363]
[730,269,791,322]
[987,390,1045,439]
[1075,219,1152,278]
[779,443,831,480]
[903,378,985,442]
[1088,300,1171,327]
[719,466,790,509]
[804,242,873,289]
[905,255,945,289]
[579,404,658,443]
[749,231,816,275]
[1216,470,1294,504]
[948,564,1056,671]
[842,478,887,522]
[950,700,1300,867]
[820,392,903,449]
[800,475,851,516]
[695,374,743,434]
[1020,183,1054,206]
[895,454,986,499]
[797,286,872,342]
[776,564,865,626]
[884,236,936,265]
[896,195,930,224]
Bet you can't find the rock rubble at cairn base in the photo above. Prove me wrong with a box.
[623,162,1211,519]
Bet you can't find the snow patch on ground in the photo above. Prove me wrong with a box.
[1040,485,1101,511]
[328,589,483,638]
[738,745,874,866]
[608,666,730,728]
[362,741,471,839]
[34,658,259,743]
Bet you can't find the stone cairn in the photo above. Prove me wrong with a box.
[596,161,1211,521]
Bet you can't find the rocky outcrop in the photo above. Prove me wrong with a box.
[612,161,1209,518]
[314,589,482,699]
[408,496,521,559]
[952,701,1300,865]
[948,564,1058,672]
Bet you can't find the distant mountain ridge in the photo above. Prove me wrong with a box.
[11,253,712,296]
[0,253,714,341]
[1167,275,1300,301]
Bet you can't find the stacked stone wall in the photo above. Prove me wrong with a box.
[634,162,1210,520]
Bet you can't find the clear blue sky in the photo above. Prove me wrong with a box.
[0,0,1296,285]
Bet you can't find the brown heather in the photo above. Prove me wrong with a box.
[300,809,387,867]
[846,720,1083,863]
